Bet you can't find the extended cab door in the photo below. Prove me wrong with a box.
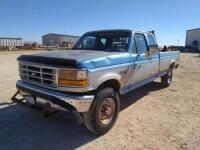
[129,33,151,86]
[146,34,160,76]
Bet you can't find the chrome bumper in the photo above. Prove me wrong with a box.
[16,80,94,112]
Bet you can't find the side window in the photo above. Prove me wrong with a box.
[131,37,137,53]
[147,35,156,46]
[134,33,148,53]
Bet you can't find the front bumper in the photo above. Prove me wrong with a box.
[16,80,94,112]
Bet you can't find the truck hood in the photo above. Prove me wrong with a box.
[34,50,122,62]
[18,49,136,69]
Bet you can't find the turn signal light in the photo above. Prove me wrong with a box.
[58,79,88,87]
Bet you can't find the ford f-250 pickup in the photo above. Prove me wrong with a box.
[13,29,180,134]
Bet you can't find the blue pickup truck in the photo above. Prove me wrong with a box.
[14,29,180,134]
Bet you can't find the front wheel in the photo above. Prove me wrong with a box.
[83,87,120,135]
[161,69,173,87]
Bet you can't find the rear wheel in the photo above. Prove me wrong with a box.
[83,87,120,135]
[161,69,173,87]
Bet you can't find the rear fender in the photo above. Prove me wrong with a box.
[169,60,175,69]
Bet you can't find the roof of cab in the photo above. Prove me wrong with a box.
[84,29,154,35]
[85,29,132,34]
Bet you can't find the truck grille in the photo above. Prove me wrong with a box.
[19,63,57,87]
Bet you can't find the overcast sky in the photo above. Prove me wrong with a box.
[0,0,199,46]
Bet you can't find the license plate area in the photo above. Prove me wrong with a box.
[25,95,36,105]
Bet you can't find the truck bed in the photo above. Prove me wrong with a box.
[159,51,180,72]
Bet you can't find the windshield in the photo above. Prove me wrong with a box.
[73,31,131,52]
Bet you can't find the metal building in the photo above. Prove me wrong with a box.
[42,33,80,47]
[185,28,200,51]
[0,38,23,47]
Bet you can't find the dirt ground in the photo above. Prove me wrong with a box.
[0,51,199,150]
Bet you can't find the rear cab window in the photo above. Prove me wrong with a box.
[147,34,156,46]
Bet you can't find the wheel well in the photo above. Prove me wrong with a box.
[97,79,121,92]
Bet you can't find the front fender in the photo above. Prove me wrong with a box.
[96,72,122,89]
[88,67,127,91]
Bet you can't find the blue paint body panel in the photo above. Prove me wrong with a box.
[77,53,137,70]
[75,50,180,73]
[159,51,180,60]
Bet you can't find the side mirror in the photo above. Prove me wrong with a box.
[146,45,159,57]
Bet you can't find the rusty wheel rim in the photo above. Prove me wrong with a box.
[99,98,116,125]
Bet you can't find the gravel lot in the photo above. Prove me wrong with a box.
[0,51,199,150]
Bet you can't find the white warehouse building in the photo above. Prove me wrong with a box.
[0,37,23,47]
[42,33,79,47]
[185,28,200,51]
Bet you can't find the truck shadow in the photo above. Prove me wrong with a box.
[193,55,200,58]
[0,103,98,150]
[0,81,164,150]
[120,81,164,111]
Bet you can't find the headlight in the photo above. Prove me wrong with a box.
[58,68,88,87]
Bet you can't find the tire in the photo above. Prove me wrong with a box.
[83,87,120,135]
[161,69,173,87]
